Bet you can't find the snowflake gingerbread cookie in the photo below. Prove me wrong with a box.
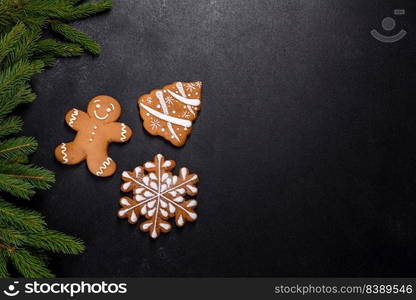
[138,81,202,147]
[118,154,199,238]
[54,95,132,177]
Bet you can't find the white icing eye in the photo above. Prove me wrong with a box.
[106,108,112,112]
[95,104,101,108]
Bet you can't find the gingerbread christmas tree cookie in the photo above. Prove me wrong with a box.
[54,95,132,177]
[118,154,199,238]
[138,81,202,146]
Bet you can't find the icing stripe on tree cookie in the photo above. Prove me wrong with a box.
[60,143,68,163]
[96,157,113,176]
[155,91,181,142]
[140,104,192,128]
[68,109,79,127]
[166,89,200,106]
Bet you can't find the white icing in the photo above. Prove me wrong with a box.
[156,91,169,114]
[143,176,150,185]
[96,157,113,176]
[177,82,186,97]
[135,195,145,201]
[169,203,176,213]
[134,167,142,177]
[120,123,127,141]
[142,222,152,230]
[140,104,192,128]
[161,173,168,182]
[148,208,156,217]
[68,109,79,127]
[180,168,188,179]
[144,162,155,168]
[167,89,201,106]
[163,161,171,168]
[187,104,196,117]
[130,211,138,222]
[93,110,109,120]
[60,143,68,164]
[151,230,158,239]
[174,196,184,203]
[187,200,197,207]
[160,222,171,230]
[177,215,184,226]
[135,187,144,193]
[144,191,154,197]
[122,182,131,190]
[120,198,130,206]
[150,181,158,190]
[187,185,198,194]
[167,122,180,142]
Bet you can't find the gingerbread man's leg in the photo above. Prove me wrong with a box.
[86,153,117,177]
[54,142,86,165]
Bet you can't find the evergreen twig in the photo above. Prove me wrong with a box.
[0,0,111,278]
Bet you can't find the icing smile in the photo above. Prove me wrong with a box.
[94,110,109,120]
[93,101,115,120]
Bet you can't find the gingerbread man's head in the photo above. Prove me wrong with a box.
[87,95,121,123]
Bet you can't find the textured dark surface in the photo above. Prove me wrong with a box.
[21,0,416,277]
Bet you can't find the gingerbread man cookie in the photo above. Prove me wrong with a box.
[138,81,202,147]
[54,95,132,177]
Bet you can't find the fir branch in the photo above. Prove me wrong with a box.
[0,173,35,199]
[0,164,55,190]
[2,27,42,68]
[0,59,44,95]
[0,116,23,138]
[0,227,26,246]
[0,249,10,278]
[0,198,46,232]
[35,39,83,57]
[0,22,25,65]
[10,249,54,278]
[0,136,38,161]
[0,0,111,278]
[25,230,85,255]
[59,1,112,22]
[31,54,56,67]
[50,21,101,54]
[0,84,36,119]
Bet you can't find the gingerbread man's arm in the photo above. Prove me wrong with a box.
[65,108,89,131]
[105,122,132,143]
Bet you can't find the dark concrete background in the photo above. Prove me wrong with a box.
[20,0,416,276]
